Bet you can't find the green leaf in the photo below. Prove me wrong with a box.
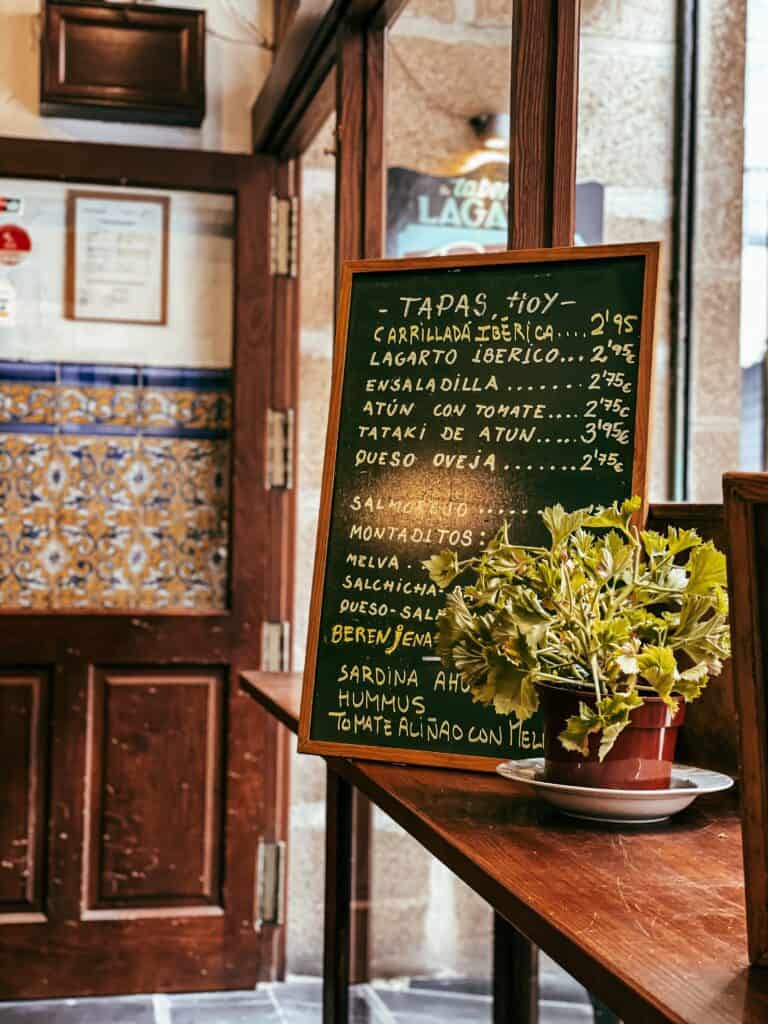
[559,701,602,756]
[435,588,475,661]
[594,691,644,760]
[470,675,497,707]
[637,645,678,708]
[640,529,667,557]
[595,531,633,579]
[666,527,702,556]
[676,662,709,702]
[714,587,729,616]
[585,497,640,535]
[541,503,590,547]
[504,586,550,630]
[486,656,539,720]
[452,639,489,684]
[685,542,727,595]
[558,692,644,759]
[571,527,599,560]
[669,594,713,635]
[594,616,632,647]
[422,550,460,588]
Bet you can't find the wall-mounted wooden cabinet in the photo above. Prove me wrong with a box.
[41,0,205,126]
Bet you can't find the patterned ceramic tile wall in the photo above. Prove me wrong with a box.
[0,361,231,610]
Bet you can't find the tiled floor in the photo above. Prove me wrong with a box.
[0,972,605,1023]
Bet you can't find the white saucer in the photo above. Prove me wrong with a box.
[495,759,733,824]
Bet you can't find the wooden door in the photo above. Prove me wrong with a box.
[0,140,290,998]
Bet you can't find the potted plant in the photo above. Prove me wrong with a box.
[423,497,731,790]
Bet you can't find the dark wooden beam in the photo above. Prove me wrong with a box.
[323,766,353,1023]
[334,24,365,292]
[508,0,580,248]
[252,0,345,153]
[349,792,372,984]
[363,28,387,260]
[503,3,581,1016]
[273,0,301,50]
[0,136,253,192]
[494,914,539,1024]
[669,0,700,500]
[275,67,337,161]
[251,0,402,155]
[334,26,384,985]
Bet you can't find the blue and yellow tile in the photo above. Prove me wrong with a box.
[0,433,56,608]
[59,364,140,434]
[141,367,231,438]
[0,363,57,432]
[0,360,232,611]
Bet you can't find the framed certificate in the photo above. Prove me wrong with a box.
[66,190,170,325]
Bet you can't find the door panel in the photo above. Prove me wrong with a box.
[84,668,224,913]
[0,671,49,919]
[0,142,289,998]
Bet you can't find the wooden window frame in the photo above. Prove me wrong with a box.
[252,0,581,1007]
[253,0,704,1011]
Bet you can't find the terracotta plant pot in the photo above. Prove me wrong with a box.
[537,680,686,790]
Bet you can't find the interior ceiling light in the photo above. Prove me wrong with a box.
[469,112,510,151]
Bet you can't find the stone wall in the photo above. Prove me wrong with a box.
[689,0,746,499]
[578,0,747,501]
[577,0,677,500]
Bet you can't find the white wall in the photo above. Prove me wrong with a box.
[0,0,271,367]
[0,178,234,368]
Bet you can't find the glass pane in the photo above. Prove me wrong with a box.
[576,2,676,500]
[380,8,602,1016]
[0,178,233,609]
[740,3,767,471]
[688,1,748,497]
[386,0,512,261]
[378,0,515,1010]
[288,110,336,975]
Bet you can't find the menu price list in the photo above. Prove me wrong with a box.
[310,257,647,759]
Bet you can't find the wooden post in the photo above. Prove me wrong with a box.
[502,2,581,1019]
[493,914,539,1024]
[323,764,353,1023]
[508,0,580,249]
[334,25,386,986]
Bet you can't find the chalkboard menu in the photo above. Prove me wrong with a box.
[299,244,659,770]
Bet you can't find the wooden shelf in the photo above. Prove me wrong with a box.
[240,670,768,1024]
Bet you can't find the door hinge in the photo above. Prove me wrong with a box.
[270,194,298,278]
[266,408,294,490]
[256,839,286,927]
[261,620,291,673]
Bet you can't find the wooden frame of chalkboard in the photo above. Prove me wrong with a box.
[299,243,660,771]
[723,473,768,965]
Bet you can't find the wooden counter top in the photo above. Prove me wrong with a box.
[240,671,768,1024]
